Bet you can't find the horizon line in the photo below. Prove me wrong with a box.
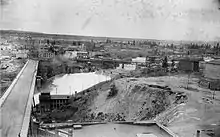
[0,29,219,43]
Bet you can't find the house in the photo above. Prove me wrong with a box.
[178,57,203,72]
[117,63,136,70]
[83,42,95,51]
[39,46,49,52]
[77,51,89,59]
[132,57,146,64]
[15,50,28,59]
[63,46,79,59]
[94,44,105,51]
[88,51,104,58]
[64,46,79,51]
[64,51,78,59]
[146,56,162,66]
[200,59,220,90]
[65,64,83,73]
[0,56,11,61]
[38,92,71,113]
[187,49,204,55]
[205,50,216,55]
[38,52,55,60]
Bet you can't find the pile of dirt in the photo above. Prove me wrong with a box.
[43,77,187,123]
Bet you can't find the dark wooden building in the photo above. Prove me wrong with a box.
[178,57,203,72]
[38,92,71,113]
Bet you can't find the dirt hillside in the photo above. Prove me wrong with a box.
[46,76,187,123]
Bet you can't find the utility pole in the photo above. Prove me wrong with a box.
[213,90,216,100]
[187,73,190,89]
[186,70,192,89]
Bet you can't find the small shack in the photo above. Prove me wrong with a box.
[178,57,203,72]
[204,59,220,80]
[65,63,83,73]
[200,59,220,90]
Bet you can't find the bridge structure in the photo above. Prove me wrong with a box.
[0,60,39,137]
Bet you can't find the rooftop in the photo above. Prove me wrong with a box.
[178,57,203,62]
[77,51,88,54]
[50,95,71,100]
[207,59,220,65]
[213,56,220,59]
[40,93,71,99]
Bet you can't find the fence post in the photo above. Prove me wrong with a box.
[55,129,59,137]
[68,129,73,137]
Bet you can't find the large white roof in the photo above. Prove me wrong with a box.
[136,133,157,137]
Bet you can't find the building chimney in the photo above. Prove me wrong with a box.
[196,130,200,137]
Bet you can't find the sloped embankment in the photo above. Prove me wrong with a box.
[47,77,187,123]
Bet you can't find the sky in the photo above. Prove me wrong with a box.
[0,0,220,41]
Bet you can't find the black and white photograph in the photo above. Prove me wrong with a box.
[1,0,220,137]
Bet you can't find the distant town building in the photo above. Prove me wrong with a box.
[15,50,28,59]
[88,51,104,58]
[146,56,162,66]
[83,42,95,51]
[38,46,50,52]
[65,46,79,51]
[205,50,216,56]
[117,63,136,70]
[187,49,204,55]
[64,51,78,59]
[77,51,89,59]
[94,44,105,51]
[132,57,146,64]
[38,52,55,60]
[65,64,83,73]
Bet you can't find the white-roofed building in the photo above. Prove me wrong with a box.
[136,133,157,137]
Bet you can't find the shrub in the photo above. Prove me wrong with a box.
[108,83,118,98]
